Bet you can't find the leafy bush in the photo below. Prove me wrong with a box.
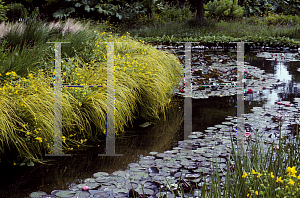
[136,4,193,26]
[242,0,273,16]
[5,2,29,22]
[264,13,300,26]
[0,0,9,22]
[241,0,300,17]
[204,0,244,20]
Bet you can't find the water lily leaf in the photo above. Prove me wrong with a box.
[86,182,101,189]
[93,191,110,198]
[73,190,90,198]
[84,178,96,183]
[93,172,109,178]
[185,173,201,179]
[29,191,47,198]
[130,167,146,172]
[153,175,166,181]
[55,190,76,197]
[122,182,138,190]
[112,170,130,178]
[95,177,112,183]
[149,151,158,155]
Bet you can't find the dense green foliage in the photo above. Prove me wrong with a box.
[5,2,29,22]
[241,0,300,16]
[204,0,244,19]
[0,0,9,22]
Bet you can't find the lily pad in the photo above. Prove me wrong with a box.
[84,178,96,183]
[135,188,154,195]
[93,172,109,178]
[29,191,47,198]
[55,190,76,197]
[73,190,90,198]
[93,191,110,198]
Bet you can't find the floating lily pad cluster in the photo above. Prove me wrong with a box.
[256,52,300,62]
[28,98,300,198]
[155,45,284,99]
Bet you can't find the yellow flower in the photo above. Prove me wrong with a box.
[287,166,297,176]
[270,172,275,178]
[242,172,248,178]
[80,139,83,143]
[276,176,282,183]
[289,179,295,186]
[257,172,262,178]
[28,73,34,78]
[255,191,258,195]
[252,169,257,175]
[35,137,42,143]
[26,132,30,135]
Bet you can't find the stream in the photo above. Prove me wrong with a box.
[0,46,300,198]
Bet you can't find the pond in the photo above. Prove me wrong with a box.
[0,47,299,198]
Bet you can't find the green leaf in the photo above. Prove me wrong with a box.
[74,3,82,7]
[85,5,90,12]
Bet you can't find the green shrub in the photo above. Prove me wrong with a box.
[136,4,193,26]
[264,13,300,26]
[5,2,29,22]
[0,0,9,22]
[204,0,244,20]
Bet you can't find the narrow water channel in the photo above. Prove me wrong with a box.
[0,48,299,198]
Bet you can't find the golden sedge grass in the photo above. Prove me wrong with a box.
[0,31,184,163]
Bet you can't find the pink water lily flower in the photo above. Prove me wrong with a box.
[285,103,290,107]
[277,101,282,105]
[245,132,251,138]
[82,186,89,191]
[247,89,253,94]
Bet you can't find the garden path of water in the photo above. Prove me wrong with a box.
[0,47,300,198]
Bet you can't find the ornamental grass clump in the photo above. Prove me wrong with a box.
[216,119,300,197]
[0,30,183,165]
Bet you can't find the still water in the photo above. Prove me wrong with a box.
[0,49,299,198]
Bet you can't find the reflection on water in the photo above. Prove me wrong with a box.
[1,50,299,198]
[245,51,300,106]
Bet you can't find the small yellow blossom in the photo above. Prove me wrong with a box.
[287,166,297,176]
[276,176,282,183]
[252,169,257,175]
[270,172,275,178]
[35,137,42,143]
[257,172,262,178]
[242,172,248,178]
[289,179,295,186]
[255,191,258,195]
